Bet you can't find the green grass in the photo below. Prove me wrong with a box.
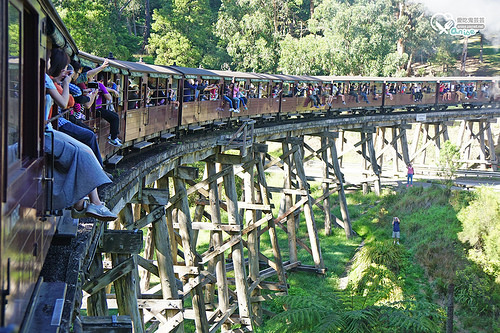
[465,35,500,75]
[257,183,500,332]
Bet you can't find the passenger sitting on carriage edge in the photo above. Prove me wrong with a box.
[312,84,321,107]
[48,49,105,168]
[360,84,370,103]
[303,83,315,107]
[66,65,92,125]
[456,83,466,102]
[93,73,122,147]
[223,83,236,112]
[371,84,380,100]
[45,48,116,221]
[329,83,346,105]
[349,83,360,103]
[237,83,248,110]
[414,84,423,102]
[467,83,477,99]
[231,82,241,112]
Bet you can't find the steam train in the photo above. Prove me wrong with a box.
[1,0,499,330]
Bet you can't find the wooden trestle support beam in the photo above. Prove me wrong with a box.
[77,118,499,332]
[359,118,498,185]
[79,130,361,332]
[336,127,383,196]
[77,128,363,332]
[456,119,498,170]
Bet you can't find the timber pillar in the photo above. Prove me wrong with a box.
[457,119,498,170]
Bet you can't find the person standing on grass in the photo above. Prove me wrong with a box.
[392,217,401,244]
[407,163,414,187]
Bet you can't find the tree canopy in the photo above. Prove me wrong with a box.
[56,0,459,74]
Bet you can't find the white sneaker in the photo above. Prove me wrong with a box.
[234,109,240,113]
[85,203,117,221]
[108,138,123,147]
[108,135,122,144]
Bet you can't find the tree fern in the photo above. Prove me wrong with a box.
[269,295,444,333]
[341,307,379,333]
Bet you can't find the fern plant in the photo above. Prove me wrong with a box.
[269,294,444,333]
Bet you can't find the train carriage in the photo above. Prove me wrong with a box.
[116,61,179,141]
[439,77,492,109]
[315,76,385,114]
[210,70,263,119]
[381,77,436,111]
[253,73,282,116]
[276,74,302,116]
[160,65,222,129]
[1,0,79,328]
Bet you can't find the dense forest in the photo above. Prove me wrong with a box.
[54,0,466,76]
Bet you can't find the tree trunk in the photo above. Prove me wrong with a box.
[141,0,151,53]
[480,33,483,63]
[406,52,413,76]
[460,37,468,76]
[309,0,314,17]
[397,38,405,55]
[272,0,278,35]
[398,1,404,19]
[446,283,454,333]
[133,14,137,36]
[126,16,132,35]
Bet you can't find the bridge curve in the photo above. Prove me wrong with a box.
[54,108,500,332]
[104,107,500,211]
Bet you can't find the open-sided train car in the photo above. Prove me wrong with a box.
[317,75,500,114]
[315,76,385,114]
[436,77,493,109]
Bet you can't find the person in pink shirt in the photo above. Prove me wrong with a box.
[232,83,241,112]
[407,163,414,187]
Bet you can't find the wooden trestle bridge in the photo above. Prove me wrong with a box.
[45,108,500,332]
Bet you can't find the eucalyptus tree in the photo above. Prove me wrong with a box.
[215,0,307,72]
[289,0,398,76]
[278,0,455,76]
[54,0,141,60]
[148,0,227,68]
